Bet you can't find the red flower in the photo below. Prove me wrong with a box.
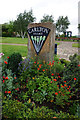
[39,64,42,68]
[78,64,80,67]
[69,86,71,88]
[4,61,8,64]
[49,62,51,65]
[69,90,71,92]
[64,84,67,87]
[7,57,9,59]
[64,81,66,83]
[34,61,36,64]
[15,88,19,91]
[51,81,52,83]
[58,62,59,63]
[55,92,58,95]
[53,61,55,63]
[17,88,19,91]
[5,77,8,80]
[52,63,54,65]
[51,73,54,76]
[59,91,61,93]
[43,69,45,72]
[8,91,11,93]
[61,85,64,88]
[58,76,61,78]
[5,91,7,93]
[3,76,5,79]
[3,80,5,83]
[53,79,57,81]
[46,69,48,71]
[67,88,69,90]
[38,68,40,70]
[14,77,16,79]
[74,78,76,80]
[57,73,59,75]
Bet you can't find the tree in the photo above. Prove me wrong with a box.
[14,9,36,39]
[78,24,80,29]
[56,16,70,34]
[40,14,54,23]
[2,21,14,37]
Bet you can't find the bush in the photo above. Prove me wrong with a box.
[2,98,28,119]
[18,55,65,81]
[2,54,79,118]
[60,58,70,66]
[2,98,78,119]
[63,54,80,84]
[8,52,22,76]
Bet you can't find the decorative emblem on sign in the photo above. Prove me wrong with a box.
[27,26,50,55]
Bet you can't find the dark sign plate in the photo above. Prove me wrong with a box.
[27,26,50,55]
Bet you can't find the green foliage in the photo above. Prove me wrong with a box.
[60,58,70,66]
[2,53,79,118]
[56,16,70,34]
[69,102,78,115]
[7,52,22,76]
[2,98,28,119]
[26,75,73,106]
[2,21,14,37]
[63,54,80,84]
[2,98,78,119]
[40,14,54,23]
[14,9,36,38]
[78,24,80,29]
[18,56,77,107]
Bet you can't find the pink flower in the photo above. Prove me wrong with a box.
[51,81,52,83]
[3,80,5,83]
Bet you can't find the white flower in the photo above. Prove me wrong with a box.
[0,53,4,56]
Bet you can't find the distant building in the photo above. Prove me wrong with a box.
[78,1,80,37]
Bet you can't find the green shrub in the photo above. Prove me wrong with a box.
[60,58,70,66]
[8,52,22,76]
[63,54,80,84]
[2,98,28,119]
[2,98,78,119]
[18,56,65,82]
[69,102,78,115]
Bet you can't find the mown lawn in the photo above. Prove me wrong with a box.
[0,37,60,45]
[72,43,80,48]
[1,45,28,58]
[0,37,28,44]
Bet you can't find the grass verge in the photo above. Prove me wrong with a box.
[1,37,28,44]
[1,45,28,58]
[72,43,80,48]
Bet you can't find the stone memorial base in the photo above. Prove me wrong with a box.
[27,22,56,62]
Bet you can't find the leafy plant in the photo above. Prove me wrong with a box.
[7,52,22,76]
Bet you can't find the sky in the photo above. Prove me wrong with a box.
[0,0,80,36]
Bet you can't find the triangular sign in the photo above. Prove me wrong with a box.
[27,26,50,55]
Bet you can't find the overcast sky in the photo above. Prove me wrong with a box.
[0,0,80,35]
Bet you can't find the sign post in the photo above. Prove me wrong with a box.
[27,22,56,62]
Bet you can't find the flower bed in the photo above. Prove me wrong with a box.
[1,53,80,119]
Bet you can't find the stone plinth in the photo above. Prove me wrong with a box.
[27,22,56,62]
